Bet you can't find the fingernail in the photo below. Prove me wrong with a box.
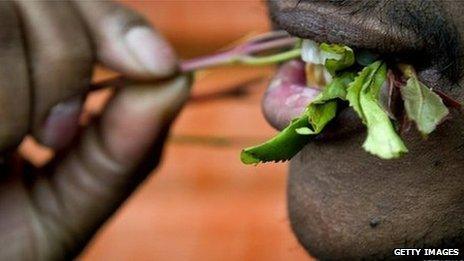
[125,26,177,77]
[41,97,83,149]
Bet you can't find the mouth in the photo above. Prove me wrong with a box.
[262,0,463,139]
[262,52,364,140]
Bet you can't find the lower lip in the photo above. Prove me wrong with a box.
[262,59,364,140]
[261,60,320,130]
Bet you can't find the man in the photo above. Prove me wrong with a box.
[0,0,463,260]
[266,1,464,259]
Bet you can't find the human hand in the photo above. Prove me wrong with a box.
[0,1,190,260]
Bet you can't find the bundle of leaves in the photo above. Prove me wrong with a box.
[93,31,460,164]
[241,42,457,164]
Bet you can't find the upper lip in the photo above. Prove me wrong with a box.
[263,0,463,139]
[267,0,463,91]
[267,1,422,54]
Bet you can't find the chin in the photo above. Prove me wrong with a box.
[286,108,464,259]
[261,0,464,259]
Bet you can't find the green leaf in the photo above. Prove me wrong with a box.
[400,76,449,135]
[347,61,408,159]
[241,72,356,164]
[240,117,312,164]
[299,72,356,135]
[298,101,338,135]
[311,72,356,104]
[240,48,302,66]
[320,43,355,75]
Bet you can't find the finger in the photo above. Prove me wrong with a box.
[0,2,30,152]
[14,1,93,149]
[33,76,189,254]
[71,0,177,79]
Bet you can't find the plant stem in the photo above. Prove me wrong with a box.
[240,48,301,66]
[92,33,300,89]
[245,30,291,44]
[180,37,298,72]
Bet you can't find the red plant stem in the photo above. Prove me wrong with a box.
[180,37,298,72]
[245,30,290,44]
[91,34,298,90]
[179,49,237,72]
[242,37,298,55]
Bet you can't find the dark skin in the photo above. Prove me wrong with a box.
[2,1,464,260]
[0,1,190,260]
[267,0,464,259]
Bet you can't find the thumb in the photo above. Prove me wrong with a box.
[34,76,190,257]
[72,0,177,79]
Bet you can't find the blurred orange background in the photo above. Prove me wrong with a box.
[79,1,312,260]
